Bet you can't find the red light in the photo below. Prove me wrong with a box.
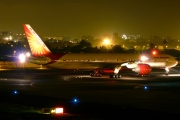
[55,108,63,114]
[152,50,157,55]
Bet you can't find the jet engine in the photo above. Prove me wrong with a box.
[103,69,114,73]
[132,64,151,75]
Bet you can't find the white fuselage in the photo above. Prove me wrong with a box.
[28,53,178,70]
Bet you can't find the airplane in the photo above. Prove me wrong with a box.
[23,24,178,78]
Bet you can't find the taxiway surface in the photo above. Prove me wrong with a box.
[0,67,180,119]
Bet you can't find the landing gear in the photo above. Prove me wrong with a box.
[165,72,169,76]
[140,74,150,77]
[108,66,122,78]
[90,71,102,77]
[165,67,169,76]
[109,74,121,78]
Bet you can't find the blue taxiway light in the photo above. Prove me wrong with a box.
[74,99,77,102]
[72,98,79,103]
[144,86,148,90]
[13,90,18,94]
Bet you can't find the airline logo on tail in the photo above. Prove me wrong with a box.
[23,24,51,57]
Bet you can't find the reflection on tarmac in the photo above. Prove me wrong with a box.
[160,74,180,76]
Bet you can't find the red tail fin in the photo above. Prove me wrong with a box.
[23,24,51,57]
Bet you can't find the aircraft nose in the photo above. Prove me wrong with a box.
[176,60,179,66]
[174,60,179,67]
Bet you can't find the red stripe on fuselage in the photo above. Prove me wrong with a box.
[44,53,66,65]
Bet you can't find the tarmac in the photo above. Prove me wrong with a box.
[0,67,180,119]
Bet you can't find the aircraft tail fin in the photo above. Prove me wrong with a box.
[23,24,52,57]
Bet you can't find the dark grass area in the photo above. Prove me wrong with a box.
[0,91,180,120]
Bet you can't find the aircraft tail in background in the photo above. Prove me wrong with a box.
[23,24,52,57]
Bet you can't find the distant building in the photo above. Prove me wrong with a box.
[0,31,13,42]
[44,36,64,41]
[0,31,27,43]
[122,34,141,40]
[13,33,26,41]
[44,36,70,41]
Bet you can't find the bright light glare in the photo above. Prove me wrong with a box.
[55,108,63,114]
[26,52,31,57]
[19,54,26,63]
[103,39,110,45]
[122,34,127,40]
[140,55,148,62]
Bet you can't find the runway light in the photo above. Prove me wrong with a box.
[74,98,77,102]
[144,86,148,90]
[13,90,18,94]
[72,98,79,103]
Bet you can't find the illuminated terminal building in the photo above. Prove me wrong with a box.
[0,31,13,42]
[122,34,141,40]
[0,31,25,43]
[44,36,71,42]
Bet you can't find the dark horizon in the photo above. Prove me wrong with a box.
[0,0,180,39]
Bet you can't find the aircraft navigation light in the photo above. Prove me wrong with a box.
[152,50,158,55]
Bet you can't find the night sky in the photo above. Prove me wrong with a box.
[0,0,180,38]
